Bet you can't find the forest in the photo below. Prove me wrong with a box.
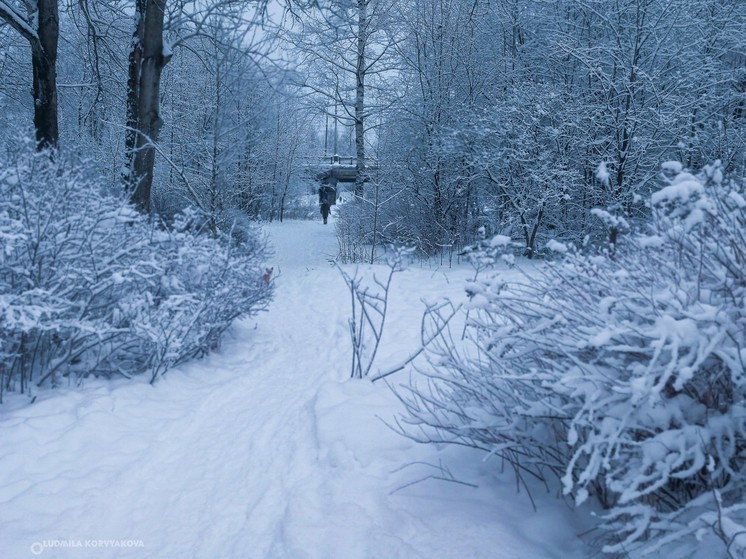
[1,0,745,557]
[1,1,743,253]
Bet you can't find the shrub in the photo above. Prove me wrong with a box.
[397,162,746,556]
[334,186,477,265]
[0,142,272,401]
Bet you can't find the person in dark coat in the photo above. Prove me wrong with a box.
[318,184,336,225]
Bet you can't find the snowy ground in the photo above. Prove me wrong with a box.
[0,213,591,558]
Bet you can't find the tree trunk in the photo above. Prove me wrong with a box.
[125,0,171,213]
[354,0,367,198]
[32,1,59,150]
[0,1,59,150]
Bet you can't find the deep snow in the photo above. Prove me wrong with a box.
[0,215,590,558]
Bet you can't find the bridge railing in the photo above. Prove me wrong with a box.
[300,155,379,168]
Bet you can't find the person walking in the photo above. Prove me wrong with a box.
[318,184,336,225]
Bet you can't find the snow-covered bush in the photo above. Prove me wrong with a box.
[0,143,272,401]
[398,162,745,556]
[335,191,467,265]
[337,246,413,378]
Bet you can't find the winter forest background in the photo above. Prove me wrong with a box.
[1,0,745,557]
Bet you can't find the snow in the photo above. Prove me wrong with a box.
[489,234,512,247]
[590,208,629,231]
[546,239,568,253]
[728,190,746,208]
[661,161,683,174]
[162,39,172,59]
[0,1,39,42]
[595,161,610,187]
[651,173,704,206]
[0,216,589,558]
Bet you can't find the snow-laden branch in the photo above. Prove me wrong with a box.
[0,1,39,44]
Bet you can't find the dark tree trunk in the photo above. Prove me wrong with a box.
[32,1,59,150]
[124,0,171,213]
[0,1,59,150]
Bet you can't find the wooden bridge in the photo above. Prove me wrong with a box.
[303,155,378,185]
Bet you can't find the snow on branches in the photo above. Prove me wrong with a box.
[397,162,746,557]
[0,142,273,401]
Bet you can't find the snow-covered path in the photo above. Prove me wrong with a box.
[0,218,588,558]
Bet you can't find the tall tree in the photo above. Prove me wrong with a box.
[288,0,400,196]
[124,0,171,213]
[123,0,279,214]
[0,0,59,149]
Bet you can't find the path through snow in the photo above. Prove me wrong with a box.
[0,217,589,558]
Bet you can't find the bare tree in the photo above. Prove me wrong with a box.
[124,0,171,212]
[287,0,401,197]
[124,0,273,213]
[0,0,59,149]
